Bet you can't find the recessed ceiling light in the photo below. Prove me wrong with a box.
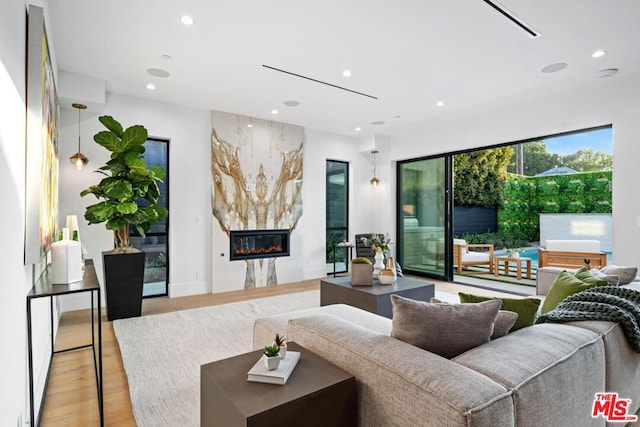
[146,83,156,90]
[355,127,361,131]
[247,124,253,128]
[147,68,170,78]
[180,15,194,25]
[592,50,606,58]
[271,109,279,115]
[283,100,300,107]
[541,62,568,73]
[436,101,444,107]
[161,54,173,61]
[342,69,352,77]
[371,121,385,126]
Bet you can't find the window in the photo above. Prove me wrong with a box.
[326,160,349,275]
[130,137,169,297]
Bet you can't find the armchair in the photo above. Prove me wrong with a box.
[453,238,494,274]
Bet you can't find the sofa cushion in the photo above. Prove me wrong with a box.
[458,293,541,331]
[541,271,597,314]
[390,294,501,359]
[253,303,391,350]
[599,264,638,285]
[454,323,605,427]
[288,314,515,427]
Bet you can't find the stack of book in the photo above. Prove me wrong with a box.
[247,351,301,385]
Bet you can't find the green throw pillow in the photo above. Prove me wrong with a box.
[458,293,541,332]
[541,271,597,314]
[574,267,608,286]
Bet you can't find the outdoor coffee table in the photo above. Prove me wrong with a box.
[201,342,356,427]
[494,256,532,280]
[320,276,435,318]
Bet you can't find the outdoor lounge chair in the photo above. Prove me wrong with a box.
[453,238,494,274]
[538,239,607,269]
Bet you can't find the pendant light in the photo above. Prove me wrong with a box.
[69,103,89,170]
[370,149,379,186]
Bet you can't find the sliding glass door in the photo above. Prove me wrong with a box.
[397,156,451,280]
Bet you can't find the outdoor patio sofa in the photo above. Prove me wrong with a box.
[538,239,607,269]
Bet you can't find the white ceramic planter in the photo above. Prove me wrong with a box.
[264,355,281,370]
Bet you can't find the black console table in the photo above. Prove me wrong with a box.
[26,259,103,427]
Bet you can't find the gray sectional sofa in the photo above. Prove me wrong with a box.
[253,276,640,426]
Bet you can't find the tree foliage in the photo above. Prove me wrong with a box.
[563,148,612,172]
[454,146,514,208]
[507,141,611,175]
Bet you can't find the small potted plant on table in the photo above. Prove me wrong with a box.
[274,333,287,358]
[351,257,373,286]
[263,344,281,370]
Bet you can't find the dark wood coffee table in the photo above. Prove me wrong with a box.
[201,342,356,427]
[320,276,435,318]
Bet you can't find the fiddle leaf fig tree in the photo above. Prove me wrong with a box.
[81,115,168,253]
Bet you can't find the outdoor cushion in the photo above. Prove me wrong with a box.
[453,239,468,254]
[461,251,491,262]
[391,294,502,359]
[545,239,601,253]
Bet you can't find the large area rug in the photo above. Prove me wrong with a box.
[113,289,457,426]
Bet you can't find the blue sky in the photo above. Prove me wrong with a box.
[543,127,612,155]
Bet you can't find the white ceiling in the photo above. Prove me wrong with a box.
[48,0,640,138]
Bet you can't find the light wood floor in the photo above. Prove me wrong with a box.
[40,276,517,426]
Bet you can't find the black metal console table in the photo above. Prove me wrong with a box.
[26,259,103,427]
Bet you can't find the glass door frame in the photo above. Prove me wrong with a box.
[396,154,454,281]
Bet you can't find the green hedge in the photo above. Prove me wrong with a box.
[497,171,612,241]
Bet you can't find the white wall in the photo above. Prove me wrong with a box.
[58,93,212,309]
[391,72,640,266]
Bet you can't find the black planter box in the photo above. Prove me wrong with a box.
[103,251,145,321]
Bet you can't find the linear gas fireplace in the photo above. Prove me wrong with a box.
[229,229,290,261]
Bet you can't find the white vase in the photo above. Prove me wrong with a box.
[373,252,385,277]
[278,344,287,359]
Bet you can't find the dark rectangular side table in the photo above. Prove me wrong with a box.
[320,276,435,318]
[201,342,356,427]
[26,260,103,427]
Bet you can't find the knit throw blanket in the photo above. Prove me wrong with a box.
[535,286,640,352]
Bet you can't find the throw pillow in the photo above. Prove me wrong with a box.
[430,297,517,339]
[391,294,502,359]
[458,293,541,331]
[574,267,608,286]
[540,271,596,314]
[492,310,519,339]
[590,268,620,286]
[599,265,638,285]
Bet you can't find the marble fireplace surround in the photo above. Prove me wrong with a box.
[211,111,304,290]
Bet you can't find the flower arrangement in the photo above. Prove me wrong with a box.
[504,247,521,257]
[361,233,392,253]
